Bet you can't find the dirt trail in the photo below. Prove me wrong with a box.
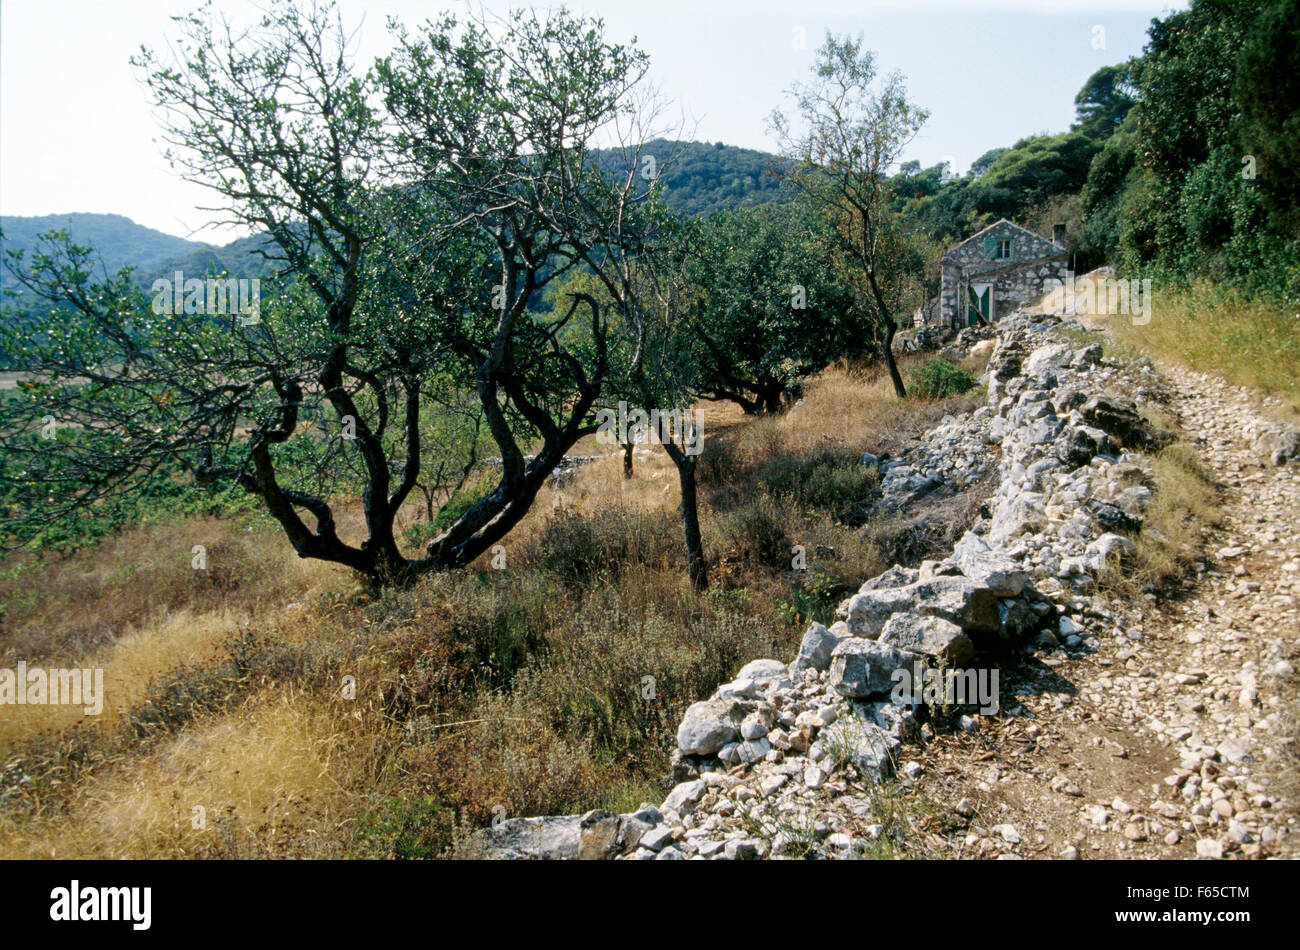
[916,331,1299,860]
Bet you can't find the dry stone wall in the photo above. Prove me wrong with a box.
[479,312,1198,860]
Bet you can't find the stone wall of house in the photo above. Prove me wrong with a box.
[938,220,1067,328]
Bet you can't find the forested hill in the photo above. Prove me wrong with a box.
[595,139,792,216]
[0,138,791,311]
[0,213,208,284]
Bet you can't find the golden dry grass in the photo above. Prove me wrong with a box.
[4,690,363,858]
[1115,441,1222,595]
[0,514,350,663]
[0,354,993,860]
[1091,281,1300,416]
[0,609,244,750]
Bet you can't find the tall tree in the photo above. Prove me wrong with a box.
[768,32,928,397]
[684,201,861,415]
[1072,63,1137,141]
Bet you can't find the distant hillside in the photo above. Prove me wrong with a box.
[0,214,282,320]
[0,212,207,278]
[1,139,789,324]
[593,139,791,216]
[139,232,281,287]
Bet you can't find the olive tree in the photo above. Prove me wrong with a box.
[0,2,657,585]
[769,32,928,397]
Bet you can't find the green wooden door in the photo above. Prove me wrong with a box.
[967,285,990,326]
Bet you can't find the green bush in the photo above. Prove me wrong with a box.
[777,569,851,628]
[908,358,977,399]
[402,482,494,547]
[756,443,880,516]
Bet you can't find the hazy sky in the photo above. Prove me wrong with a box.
[0,0,1187,243]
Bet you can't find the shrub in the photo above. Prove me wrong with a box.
[526,508,680,588]
[402,481,493,547]
[756,443,880,518]
[908,358,977,399]
[713,496,791,569]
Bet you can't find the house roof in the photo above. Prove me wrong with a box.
[941,218,1061,262]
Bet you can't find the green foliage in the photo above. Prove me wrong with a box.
[908,358,977,399]
[0,418,257,554]
[966,132,1100,221]
[777,569,847,627]
[402,480,493,547]
[755,443,881,517]
[592,139,793,217]
[1079,0,1299,300]
[684,201,865,413]
[1236,0,1300,233]
[1,4,669,584]
[1072,63,1136,141]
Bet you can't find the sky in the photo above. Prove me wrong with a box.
[0,0,1188,244]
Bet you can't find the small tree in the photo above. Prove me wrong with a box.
[685,201,861,414]
[769,33,928,397]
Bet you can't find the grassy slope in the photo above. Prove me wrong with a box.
[0,353,988,858]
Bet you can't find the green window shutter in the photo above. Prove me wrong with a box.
[983,237,998,259]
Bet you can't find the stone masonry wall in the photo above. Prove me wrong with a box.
[479,312,1185,860]
[939,221,1068,328]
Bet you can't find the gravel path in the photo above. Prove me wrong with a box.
[920,351,1299,859]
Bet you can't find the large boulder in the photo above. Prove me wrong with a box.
[988,492,1048,546]
[1254,425,1300,466]
[480,815,582,860]
[828,638,915,699]
[1022,414,1065,447]
[735,658,789,685]
[1023,343,1075,383]
[1080,394,1174,452]
[951,531,1029,596]
[857,564,919,593]
[1085,532,1137,567]
[879,612,975,664]
[789,622,842,677]
[676,696,749,754]
[577,810,653,860]
[1056,425,1114,467]
[663,779,707,812]
[1085,497,1143,532]
[838,575,1000,638]
[819,717,897,781]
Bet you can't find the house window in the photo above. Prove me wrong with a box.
[982,236,1013,260]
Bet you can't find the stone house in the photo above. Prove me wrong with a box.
[937,219,1068,329]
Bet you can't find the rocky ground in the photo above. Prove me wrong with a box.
[944,360,1298,860]
[478,313,1299,860]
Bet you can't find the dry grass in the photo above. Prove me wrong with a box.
[0,608,246,750]
[1097,280,1300,416]
[0,513,349,663]
[0,354,994,859]
[5,690,365,858]
[1098,440,1223,598]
